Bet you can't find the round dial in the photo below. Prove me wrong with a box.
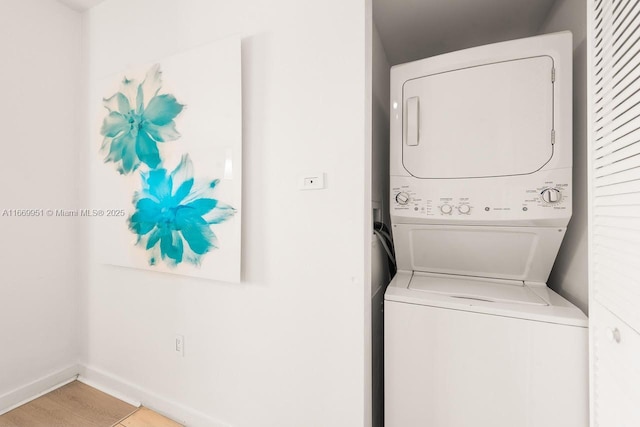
[541,188,562,204]
[395,192,410,205]
[440,204,453,214]
[458,204,471,214]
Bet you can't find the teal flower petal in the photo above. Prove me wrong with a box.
[146,227,165,250]
[100,137,110,152]
[100,112,129,137]
[120,136,138,174]
[120,76,139,109]
[130,198,162,235]
[140,64,162,109]
[170,155,194,190]
[161,230,184,262]
[144,121,181,142]
[130,210,157,235]
[105,133,126,163]
[181,179,220,204]
[103,92,131,114]
[178,216,215,254]
[136,83,144,114]
[143,94,184,126]
[184,198,218,216]
[204,203,236,224]
[105,132,135,173]
[172,178,194,204]
[135,130,161,169]
[137,198,161,212]
[146,169,172,201]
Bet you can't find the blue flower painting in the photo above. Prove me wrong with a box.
[98,39,242,281]
[128,155,236,267]
[100,64,184,174]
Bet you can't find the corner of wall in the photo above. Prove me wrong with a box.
[0,365,80,415]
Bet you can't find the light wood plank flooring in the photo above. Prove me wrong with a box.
[0,381,182,427]
[118,407,182,427]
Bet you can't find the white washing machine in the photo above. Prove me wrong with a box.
[385,32,589,427]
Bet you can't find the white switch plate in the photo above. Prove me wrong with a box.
[299,173,325,190]
[175,334,185,357]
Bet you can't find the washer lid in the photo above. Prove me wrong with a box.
[385,271,588,327]
[408,273,548,306]
[393,224,566,283]
[402,56,554,179]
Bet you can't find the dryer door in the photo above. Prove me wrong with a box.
[402,56,554,179]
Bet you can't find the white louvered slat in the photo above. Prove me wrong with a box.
[611,0,634,27]
[593,182,638,200]
[594,248,640,293]
[594,93,640,137]
[593,163,640,186]
[613,32,640,65]
[594,129,640,159]
[612,56,640,101]
[593,215,640,231]
[594,151,640,177]
[595,266,640,310]
[610,44,640,88]
[594,190,640,205]
[594,113,640,148]
[591,0,640,425]
[593,233,640,260]
[593,265,640,304]
[612,0,639,37]
[593,181,638,199]
[594,140,640,167]
[594,179,640,197]
[612,2,639,43]
[610,76,640,115]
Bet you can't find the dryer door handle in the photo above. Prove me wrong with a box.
[406,96,420,146]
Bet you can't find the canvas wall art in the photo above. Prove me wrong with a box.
[94,37,242,283]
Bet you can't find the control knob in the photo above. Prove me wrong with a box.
[458,204,471,214]
[440,204,453,214]
[395,192,410,205]
[541,188,562,204]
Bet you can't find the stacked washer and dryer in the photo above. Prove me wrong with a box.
[385,32,589,427]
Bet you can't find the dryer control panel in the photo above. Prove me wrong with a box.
[391,168,572,226]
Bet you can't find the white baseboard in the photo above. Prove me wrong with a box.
[78,364,230,427]
[0,364,80,415]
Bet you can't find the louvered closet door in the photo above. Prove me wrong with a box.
[590,0,640,426]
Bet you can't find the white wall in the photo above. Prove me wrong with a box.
[540,0,588,314]
[81,1,369,426]
[0,0,81,406]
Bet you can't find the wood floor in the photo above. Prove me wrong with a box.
[118,407,182,427]
[0,381,182,427]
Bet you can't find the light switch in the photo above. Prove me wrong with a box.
[299,173,325,190]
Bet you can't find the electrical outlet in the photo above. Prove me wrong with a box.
[175,334,185,357]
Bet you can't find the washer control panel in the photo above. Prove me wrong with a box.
[390,190,476,217]
[391,171,571,221]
